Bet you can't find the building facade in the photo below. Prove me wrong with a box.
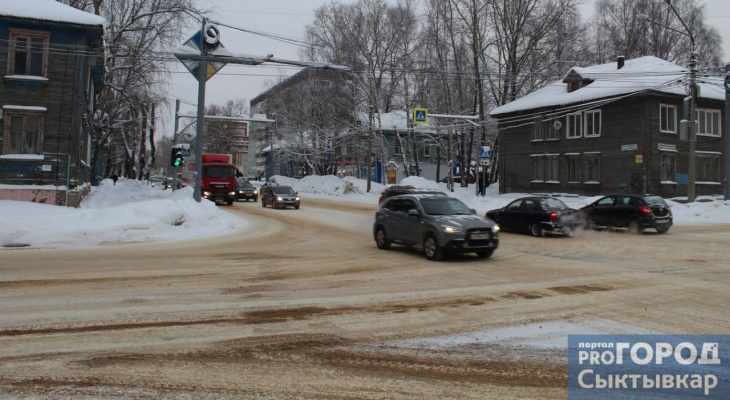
[0,1,105,206]
[490,56,725,198]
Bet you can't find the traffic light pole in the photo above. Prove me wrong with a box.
[172,99,180,191]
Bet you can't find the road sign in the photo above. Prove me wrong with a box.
[413,108,428,124]
[480,146,491,166]
[177,25,227,82]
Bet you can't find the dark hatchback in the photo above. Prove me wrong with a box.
[486,196,582,237]
[261,184,300,209]
[235,179,258,202]
[578,194,673,234]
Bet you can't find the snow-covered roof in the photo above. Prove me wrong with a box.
[490,56,725,117]
[0,0,105,28]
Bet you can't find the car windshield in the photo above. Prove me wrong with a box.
[205,165,234,178]
[272,186,296,195]
[540,198,569,209]
[237,181,253,189]
[642,196,668,206]
[421,198,472,216]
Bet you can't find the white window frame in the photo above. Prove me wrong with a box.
[530,154,545,183]
[566,113,582,139]
[584,110,601,138]
[696,108,721,137]
[532,117,544,141]
[583,152,601,183]
[660,152,676,183]
[660,104,677,133]
[565,153,581,183]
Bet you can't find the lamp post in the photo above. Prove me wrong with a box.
[637,2,697,202]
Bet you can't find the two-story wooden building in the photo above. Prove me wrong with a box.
[490,56,725,199]
[0,0,104,206]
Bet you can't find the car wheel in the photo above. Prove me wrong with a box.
[476,250,493,259]
[529,223,544,237]
[656,226,670,234]
[226,199,234,206]
[375,227,391,250]
[423,235,443,261]
[628,220,644,234]
[295,205,300,210]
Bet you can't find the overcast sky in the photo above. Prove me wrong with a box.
[166,0,730,135]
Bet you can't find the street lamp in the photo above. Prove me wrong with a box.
[637,3,698,202]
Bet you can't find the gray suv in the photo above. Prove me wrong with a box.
[373,194,500,261]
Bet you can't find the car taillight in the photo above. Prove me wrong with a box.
[549,211,558,221]
[639,205,652,215]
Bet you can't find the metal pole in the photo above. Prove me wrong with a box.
[687,52,697,202]
[172,99,180,191]
[724,63,730,200]
[366,106,373,192]
[686,52,697,202]
[194,18,207,202]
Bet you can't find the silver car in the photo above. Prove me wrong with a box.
[373,194,500,261]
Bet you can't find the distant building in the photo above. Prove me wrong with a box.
[0,0,105,206]
[490,56,725,197]
[250,68,354,178]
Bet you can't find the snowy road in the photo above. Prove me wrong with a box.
[1,198,729,398]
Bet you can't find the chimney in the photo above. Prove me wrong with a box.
[617,56,625,69]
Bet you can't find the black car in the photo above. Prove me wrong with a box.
[374,194,499,260]
[261,184,300,209]
[235,179,258,202]
[378,185,447,205]
[486,196,582,237]
[578,194,672,234]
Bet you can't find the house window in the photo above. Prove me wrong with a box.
[423,140,432,157]
[3,112,44,155]
[696,109,721,137]
[393,137,402,155]
[566,154,581,182]
[567,113,582,139]
[660,104,677,133]
[584,153,600,182]
[532,118,544,141]
[695,154,720,182]
[546,155,559,182]
[660,153,676,182]
[8,29,50,77]
[584,110,601,137]
[546,120,560,140]
[531,156,544,182]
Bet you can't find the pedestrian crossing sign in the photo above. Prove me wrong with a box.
[413,108,428,124]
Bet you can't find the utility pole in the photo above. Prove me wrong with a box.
[723,63,730,200]
[193,17,207,202]
[687,52,697,203]
[172,99,180,191]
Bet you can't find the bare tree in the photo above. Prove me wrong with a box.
[593,0,722,70]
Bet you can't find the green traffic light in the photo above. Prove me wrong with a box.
[174,158,182,167]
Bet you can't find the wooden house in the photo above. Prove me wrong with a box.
[490,56,725,198]
[0,0,104,206]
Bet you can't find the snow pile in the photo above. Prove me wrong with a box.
[0,179,244,248]
[272,175,387,199]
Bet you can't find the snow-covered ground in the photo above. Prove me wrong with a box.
[2,174,730,249]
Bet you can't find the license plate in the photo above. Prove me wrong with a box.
[471,233,490,240]
[655,218,669,223]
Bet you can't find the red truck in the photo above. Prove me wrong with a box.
[181,154,237,205]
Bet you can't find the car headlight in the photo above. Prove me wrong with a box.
[229,191,236,196]
[276,196,283,201]
[440,225,463,234]
[295,197,300,201]
[253,190,258,194]
[493,225,501,233]
[203,191,212,197]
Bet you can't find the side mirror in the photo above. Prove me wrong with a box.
[470,208,477,214]
[407,208,420,216]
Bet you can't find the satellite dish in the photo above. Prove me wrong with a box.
[553,120,563,130]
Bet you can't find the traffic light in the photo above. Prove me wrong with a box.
[170,147,184,167]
